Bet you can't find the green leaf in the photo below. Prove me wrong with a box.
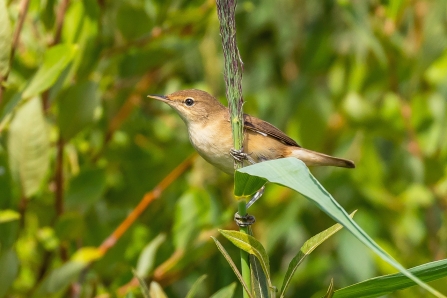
[235,158,445,298]
[185,274,207,298]
[57,80,100,140]
[0,0,12,77]
[0,93,20,132]
[211,237,254,298]
[22,44,77,99]
[250,254,269,298]
[219,230,272,289]
[133,269,150,298]
[323,279,335,298]
[33,261,86,297]
[65,167,107,212]
[234,170,267,199]
[149,281,167,298]
[333,259,447,298]
[136,234,166,277]
[173,190,211,249]
[7,97,50,198]
[210,282,237,298]
[0,209,20,223]
[0,248,19,298]
[279,212,355,298]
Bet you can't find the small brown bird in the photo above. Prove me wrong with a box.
[148,89,355,175]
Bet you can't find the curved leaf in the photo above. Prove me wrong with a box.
[333,259,447,298]
[136,234,166,277]
[234,171,267,199]
[219,230,272,289]
[236,158,445,298]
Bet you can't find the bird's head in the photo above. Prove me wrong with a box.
[148,89,225,125]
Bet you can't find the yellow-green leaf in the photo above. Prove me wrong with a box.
[23,44,77,99]
[219,229,272,289]
[0,0,12,77]
[8,97,50,198]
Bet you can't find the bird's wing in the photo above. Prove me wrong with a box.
[243,114,301,147]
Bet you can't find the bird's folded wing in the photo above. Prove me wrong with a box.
[243,114,301,147]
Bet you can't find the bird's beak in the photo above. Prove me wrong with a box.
[147,94,169,102]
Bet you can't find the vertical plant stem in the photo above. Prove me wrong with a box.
[238,200,251,297]
[216,1,250,296]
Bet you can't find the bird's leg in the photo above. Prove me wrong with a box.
[234,212,256,227]
[230,147,256,165]
[230,148,259,226]
[246,185,265,209]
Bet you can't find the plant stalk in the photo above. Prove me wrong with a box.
[215,0,250,297]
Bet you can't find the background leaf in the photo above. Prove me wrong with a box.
[149,281,168,298]
[22,44,77,99]
[210,282,237,298]
[279,213,353,297]
[0,0,12,77]
[0,209,20,223]
[33,261,86,297]
[185,274,207,298]
[0,248,18,298]
[7,97,50,198]
[57,80,100,140]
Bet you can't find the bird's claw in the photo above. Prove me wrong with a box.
[234,212,256,227]
[230,148,255,164]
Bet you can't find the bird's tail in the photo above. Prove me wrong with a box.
[290,148,355,168]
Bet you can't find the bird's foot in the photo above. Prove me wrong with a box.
[246,185,265,209]
[230,148,255,164]
[234,212,256,227]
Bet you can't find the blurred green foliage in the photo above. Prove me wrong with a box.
[0,0,447,297]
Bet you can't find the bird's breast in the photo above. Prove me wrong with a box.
[187,121,235,174]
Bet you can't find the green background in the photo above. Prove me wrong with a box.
[1,0,446,297]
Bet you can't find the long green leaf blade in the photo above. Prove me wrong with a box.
[323,279,335,298]
[236,158,445,297]
[212,237,254,298]
[219,229,271,287]
[333,259,447,298]
[279,212,355,298]
[250,254,269,298]
[185,274,207,298]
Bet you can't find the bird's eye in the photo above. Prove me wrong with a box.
[185,97,195,106]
